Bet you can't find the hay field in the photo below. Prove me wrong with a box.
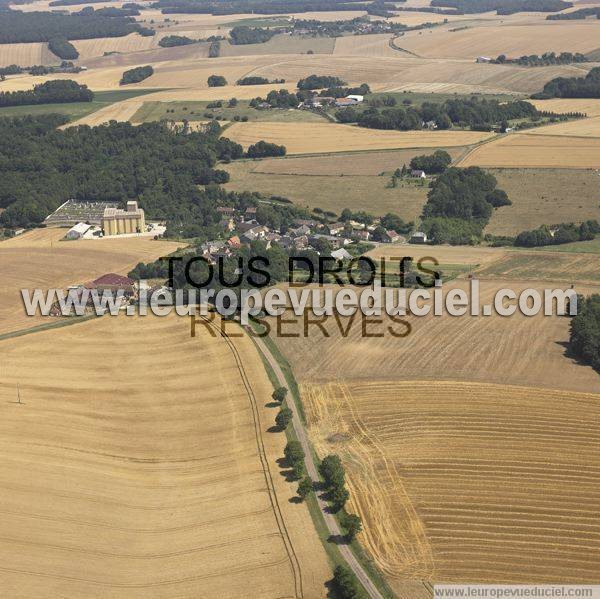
[251,147,465,176]
[333,34,398,57]
[68,99,147,126]
[396,21,600,58]
[0,313,329,597]
[271,277,600,392]
[486,168,600,236]
[220,35,335,57]
[223,161,428,219]
[459,133,600,168]
[0,42,55,67]
[0,228,183,336]
[223,122,495,154]
[302,380,600,586]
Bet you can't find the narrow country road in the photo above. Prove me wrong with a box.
[249,333,385,599]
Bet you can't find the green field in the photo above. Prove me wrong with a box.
[132,100,328,123]
[0,89,162,122]
[530,236,600,254]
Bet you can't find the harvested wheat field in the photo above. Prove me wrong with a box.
[301,380,600,587]
[220,35,335,57]
[271,278,600,393]
[333,34,398,57]
[251,147,465,176]
[396,21,600,59]
[459,133,600,168]
[224,122,495,154]
[0,42,56,67]
[73,34,156,61]
[475,250,600,284]
[0,313,328,597]
[0,228,183,336]
[525,116,600,138]
[531,98,600,117]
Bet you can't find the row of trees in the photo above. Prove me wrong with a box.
[0,9,153,43]
[247,140,287,158]
[532,67,600,99]
[492,52,588,67]
[237,76,285,85]
[547,7,600,19]
[569,295,600,373]
[158,34,197,47]
[120,65,153,85]
[0,80,92,107]
[514,220,600,247]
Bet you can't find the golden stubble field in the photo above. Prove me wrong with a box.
[302,380,600,588]
[0,228,183,336]
[0,313,329,597]
[223,122,495,154]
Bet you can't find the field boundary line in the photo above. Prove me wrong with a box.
[198,316,304,599]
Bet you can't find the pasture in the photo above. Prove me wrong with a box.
[486,169,600,236]
[223,160,428,219]
[223,122,495,154]
[0,313,329,597]
[302,380,600,587]
[0,228,183,337]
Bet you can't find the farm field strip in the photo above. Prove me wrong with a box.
[301,380,600,589]
[223,122,495,154]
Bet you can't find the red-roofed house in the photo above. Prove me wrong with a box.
[85,273,136,296]
[227,235,241,249]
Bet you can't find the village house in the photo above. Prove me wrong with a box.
[352,229,371,241]
[385,230,401,243]
[411,169,427,179]
[326,222,346,236]
[334,97,358,108]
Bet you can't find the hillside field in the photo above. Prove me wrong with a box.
[0,313,329,597]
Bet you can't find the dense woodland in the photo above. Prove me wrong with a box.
[120,65,153,85]
[153,0,375,15]
[298,75,346,90]
[48,38,79,60]
[229,25,277,44]
[569,295,600,373]
[0,9,153,44]
[0,80,93,107]
[431,0,571,14]
[421,167,511,244]
[158,35,197,47]
[0,117,242,230]
[533,67,600,99]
